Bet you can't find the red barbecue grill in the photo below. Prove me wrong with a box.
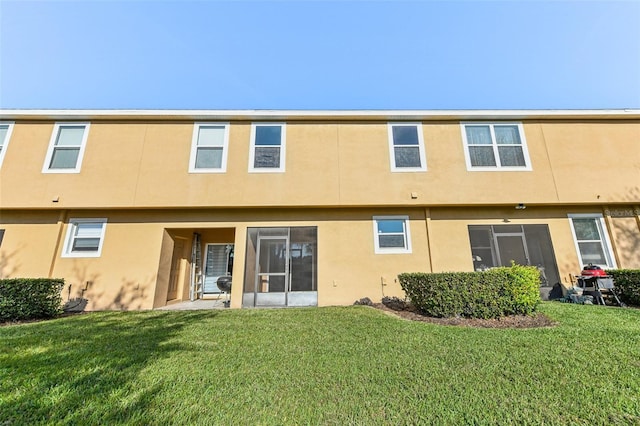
[575,264,624,306]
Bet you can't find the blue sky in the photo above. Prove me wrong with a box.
[1,0,639,110]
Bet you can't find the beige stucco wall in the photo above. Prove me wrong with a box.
[0,116,638,310]
[606,206,640,269]
[428,207,592,289]
[2,205,638,310]
[0,211,62,279]
[0,208,431,310]
[1,120,638,209]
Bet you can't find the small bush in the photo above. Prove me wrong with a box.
[0,278,65,321]
[606,270,640,306]
[398,265,541,319]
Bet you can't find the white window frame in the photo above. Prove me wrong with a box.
[460,122,532,171]
[61,218,107,258]
[373,215,412,254]
[387,122,427,172]
[568,213,617,269]
[188,122,230,173]
[42,122,91,173]
[0,121,15,169]
[248,122,286,173]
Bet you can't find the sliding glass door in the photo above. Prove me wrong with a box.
[468,224,560,297]
[243,227,317,307]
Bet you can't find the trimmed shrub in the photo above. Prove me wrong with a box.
[0,278,64,321]
[606,269,640,306]
[398,265,541,319]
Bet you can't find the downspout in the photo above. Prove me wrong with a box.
[424,207,434,272]
[48,210,67,278]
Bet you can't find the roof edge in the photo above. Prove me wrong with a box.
[1,108,639,121]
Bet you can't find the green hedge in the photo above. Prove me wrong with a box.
[398,265,541,319]
[606,270,640,306]
[0,278,64,321]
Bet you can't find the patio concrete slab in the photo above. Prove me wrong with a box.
[156,298,228,310]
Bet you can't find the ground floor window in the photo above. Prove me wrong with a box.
[62,219,107,258]
[568,214,616,268]
[373,216,411,254]
[468,224,559,287]
[243,227,317,307]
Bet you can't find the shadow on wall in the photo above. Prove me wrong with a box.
[62,262,102,312]
[64,260,156,311]
[85,275,156,311]
[111,276,156,310]
[0,245,23,278]
[607,188,640,267]
[0,310,217,424]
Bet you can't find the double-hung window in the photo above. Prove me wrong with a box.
[0,121,15,168]
[568,214,616,268]
[249,123,286,172]
[62,219,107,258]
[388,123,426,171]
[43,123,90,173]
[373,216,412,254]
[461,123,531,171]
[189,123,230,172]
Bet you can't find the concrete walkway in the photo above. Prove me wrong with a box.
[155,298,229,310]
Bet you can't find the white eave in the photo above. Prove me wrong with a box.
[0,108,639,121]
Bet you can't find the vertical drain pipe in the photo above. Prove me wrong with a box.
[48,210,67,278]
[424,207,434,273]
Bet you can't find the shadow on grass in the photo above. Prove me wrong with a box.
[0,310,216,425]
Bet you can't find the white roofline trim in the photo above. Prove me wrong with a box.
[1,109,639,121]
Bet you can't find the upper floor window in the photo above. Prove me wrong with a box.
[62,219,107,258]
[388,123,426,172]
[0,121,15,168]
[42,123,90,173]
[461,123,531,171]
[373,216,412,254]
[249,123,286,172]
[189,123,230,173]
[568,214,616,268]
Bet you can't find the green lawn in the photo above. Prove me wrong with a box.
[1,303,639,425]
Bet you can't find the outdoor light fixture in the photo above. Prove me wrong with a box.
[515,203,527,210]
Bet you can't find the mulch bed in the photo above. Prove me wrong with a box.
[371,303,557,329]
[3,306,557,329]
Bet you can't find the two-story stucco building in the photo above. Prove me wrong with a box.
[0,109,639,310]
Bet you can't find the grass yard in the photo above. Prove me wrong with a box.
[1,303,639,425]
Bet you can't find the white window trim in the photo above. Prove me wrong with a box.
[42,122,91,174]
[460,122,532,171]
[0,121,15,169]
[61,218,107,258]
[373,215,412,254]
[387,122,427,172]
[188,122,230,173]
[248,122,286,173]
[568,213,617,269]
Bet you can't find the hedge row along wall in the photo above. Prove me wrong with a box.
[606,270,640,306]
[399,265,541,319]
[0,279,64,321]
